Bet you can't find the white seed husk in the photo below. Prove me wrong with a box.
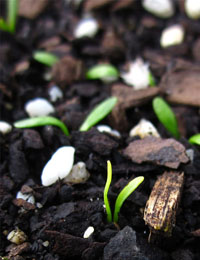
[25,98,55,117]
[160,24,185,48]
[129,119,160,138]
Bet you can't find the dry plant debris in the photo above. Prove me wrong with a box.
[144,171,184,237]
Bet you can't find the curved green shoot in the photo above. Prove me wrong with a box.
[152,97,180,138]
[148,72,156,87]
[33,51,59,67]
[189,133,200,145]
[86,64,119,81]
[113,176,144,223]
[79,96,118,131]
[14,116,69,136]
[104,161,112,223]
[0,0,18,34]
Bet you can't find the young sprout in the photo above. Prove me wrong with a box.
[86,64,119,83]
[104,161,144,224]
[189,133,200,145]
[33,51,59,67]
[14,116,69,136]
[0,0,18,34]
[152,97,180,138]
[79,97,118,132]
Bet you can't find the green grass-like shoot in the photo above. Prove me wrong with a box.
[104,160,144,223]
[152,97,180,138]
[14,116,69,136]
[0,0,18,34]
[148,72,156,86]
[113,176,144,223]
[33,51,59,67]
[104,161,113,223]
[86,64,119,81]
[189,133,200,145]
[79,96,118,132]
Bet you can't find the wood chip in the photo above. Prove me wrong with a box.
[18,0,48,19]
[191,229,200,237]
[8,242,30,257]
[110,84,160,131]
[84,0,114,11]
[144,171,184,237]
[123,136,189,169]
[160,67,200,107]
[13,198,35,210]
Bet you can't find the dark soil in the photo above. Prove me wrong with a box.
[0,1,200,259]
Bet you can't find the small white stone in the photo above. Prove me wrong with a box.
[63,161,90,184]
[129,119,160,138]
[97,125,121,138]
[142,0,174,18]
[25,98,55,117]
[49,85,63,102]
[83,226,94,238]
[0,121,12,134]
[7,228,27,245]
[185,0,200,19]
[42,240,49,247]
[74,17,99,39]
[41,146,75,186]
[16,191,35,204]
[121,58,151,90]
[160,24,185,48]
[36,202,43,208]
[186,149,194,162]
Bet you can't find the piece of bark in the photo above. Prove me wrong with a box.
[144,171,184,237]
[123,136,189,169]
[191,229,200,237]
[52,56,84,87]
[111,0,135,11]
[160,68,200,107]
[110,84,160,131]
[13,198,35,210]
[84,0,114,11]
[18,0,48,19]
[8,242,30,257]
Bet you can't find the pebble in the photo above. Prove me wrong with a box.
[25,98,55,117]
[63,161,90,184]
[74,17,99,39]
[7,228,27,245]
[16,191,35,204]
[48,85,63,102]
[186,149,194,162]
[97,125,121,138]
[129,119,160,138]
[142,0,174,18]
[185,0,200,19]
[83,226,94,239]
[121,58,152,90]
[0,121,12,134]
[41,146,75,186]
[160,24,184,48]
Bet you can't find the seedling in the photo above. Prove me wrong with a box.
[86,64,119,81]
[189,133,200,145]
[148,72,156,86]
[0,0,18,34]
[104,160,144,223]
[152,97,180,138]
[14,116,69,136]
[79,96,118,131]
[33,51,59,67]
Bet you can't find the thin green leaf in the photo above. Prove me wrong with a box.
[152,97,180,138]
[7,0,18,33]
[189,133,200,145]
[86,64,119,81]
[33,51,59,67]
[104,161,112,223]
[79,97,118,131]
[14,116,69,136]
[113,176,144,223]
[0,18,10,31]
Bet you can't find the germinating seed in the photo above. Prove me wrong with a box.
[160,24,184,48]
[185,0,200,19]
[129,119,160,139]
[74,17,99,39]
[16,191,35,205]
[142,0,174,18]
[83,226,94,238]
[7,228,27,245]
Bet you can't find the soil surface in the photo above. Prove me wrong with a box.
[0,1,200,259]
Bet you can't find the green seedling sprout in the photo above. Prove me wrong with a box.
[79,96,118,131]
[86,64,119,81]
[152,97,180,138]
[189,133,200,145]
[0,0,18,33]
[33,51,59,67]
[14,116,69,136]
[148,72,156,87]
[104,160,144,224]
